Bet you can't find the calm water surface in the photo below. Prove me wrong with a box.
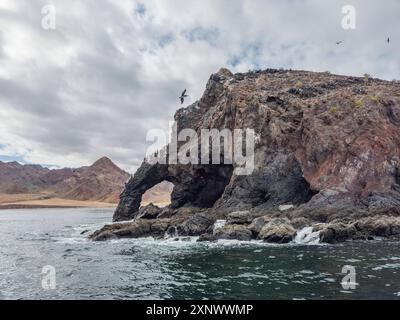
[0,208,400,300]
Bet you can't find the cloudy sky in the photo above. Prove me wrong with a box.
[0,0,399,172]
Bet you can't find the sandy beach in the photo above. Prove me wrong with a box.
[0,193,116,209]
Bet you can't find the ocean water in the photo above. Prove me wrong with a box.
[0,208,400,300]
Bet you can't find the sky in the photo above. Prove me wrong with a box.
[0,0,399,173]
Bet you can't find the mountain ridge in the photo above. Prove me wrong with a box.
[0,157,130,203]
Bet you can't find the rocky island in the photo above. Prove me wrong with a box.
[91,68,400,244]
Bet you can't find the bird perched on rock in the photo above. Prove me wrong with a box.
[179,89,189,104]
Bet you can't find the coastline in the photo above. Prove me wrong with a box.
[0,196,117,210]
[0,204,116,210]
[90,203,400,244]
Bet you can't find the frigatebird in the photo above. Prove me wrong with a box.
[179,89,189,104]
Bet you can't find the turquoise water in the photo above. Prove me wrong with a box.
[0,208,399,300]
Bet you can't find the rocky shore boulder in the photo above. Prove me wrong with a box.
[197,233,218,242]
[136,204,162,219]
[355,217,400,238]
[214,224,253,241]
[318,223,357,244]
[90,220,152,241]
[178,213,216,236]
[315,216,400,243]
[258,218,297,243]
[226,211,255,225]
[248,216,270,235]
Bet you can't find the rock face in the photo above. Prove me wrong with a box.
[93,67,400,242]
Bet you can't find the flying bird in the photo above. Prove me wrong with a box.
[336,41,343,45]
[387,37,390,44]
[179,89,189,104]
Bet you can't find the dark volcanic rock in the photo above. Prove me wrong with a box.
[150,220,170,236]
[179,213,216,236]
[113,163,169,221]
[214,224,253,241]
[90,218,178,241]
[90,220,152,241]
[137,204,162,220]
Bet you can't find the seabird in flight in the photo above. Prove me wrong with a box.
[336,41,343,45]
[179,89,189,104]
[387,37,390,44]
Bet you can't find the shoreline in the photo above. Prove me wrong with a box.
[90,204,400,244]
[0,196,117,210]
[0,204,117,210]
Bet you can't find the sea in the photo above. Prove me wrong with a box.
[0,208,400,300]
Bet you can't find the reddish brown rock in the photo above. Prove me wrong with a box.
[94,67,400,243]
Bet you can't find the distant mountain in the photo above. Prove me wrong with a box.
[141,180,174,207]
[0,157,130,203]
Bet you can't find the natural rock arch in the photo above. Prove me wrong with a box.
[113,161,234,222]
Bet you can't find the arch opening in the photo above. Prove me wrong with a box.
[140,181,174,208]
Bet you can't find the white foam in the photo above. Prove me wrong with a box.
[372,263,400,271]
[213,220,226,232]
[163,226,179,240]
[294,227,320,245]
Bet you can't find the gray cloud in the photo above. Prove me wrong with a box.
[0,0,399,172]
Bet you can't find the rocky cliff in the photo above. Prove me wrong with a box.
[91,68,400,243]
